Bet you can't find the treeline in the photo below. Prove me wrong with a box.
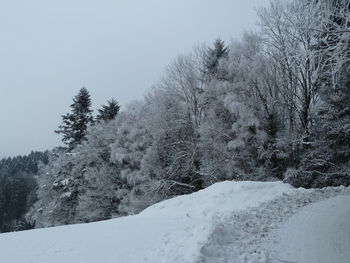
[0,151,48,232]
[4,0,349,229]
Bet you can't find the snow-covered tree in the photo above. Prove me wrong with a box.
[109,102,154,214]
[307,0,350,87]
[27,0,350,227]
[28,120,124,227]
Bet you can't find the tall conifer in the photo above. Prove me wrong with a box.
[56,87,94,150]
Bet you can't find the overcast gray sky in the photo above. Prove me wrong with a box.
[0,0,269,158]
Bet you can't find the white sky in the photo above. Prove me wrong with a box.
[0,0,270,158]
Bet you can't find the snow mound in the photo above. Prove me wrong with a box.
[0,181,293,263]
[141,180,293,219]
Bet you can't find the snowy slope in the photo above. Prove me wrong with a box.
[0,181,293,263]
[1,181,350,263]
[270,195,350,263]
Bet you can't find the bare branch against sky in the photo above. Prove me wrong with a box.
[0,0,269,157]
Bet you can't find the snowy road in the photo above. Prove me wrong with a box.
[271,195,350,263]
[198,186,350,263]
[0,181,349,263]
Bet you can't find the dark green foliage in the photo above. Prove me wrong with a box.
[205,38,229,80]
[0,151,48,232]
[265,113,279,139]
[55,87,94,150]
[320,70,350,164]
[0,151,48,175]
[96,98,120,122]
[285,169,350,189]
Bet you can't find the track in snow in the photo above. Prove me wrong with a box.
[1,182,349,263]
[270,194,350,263]
[198,186,350,263]
[0,181,294,263]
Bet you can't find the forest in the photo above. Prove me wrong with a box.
[1,0,349,232]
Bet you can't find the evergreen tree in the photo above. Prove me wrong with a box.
[314,67,350,168]
[0,151,48,232]
[55,87,94,150]
[96,98,120,122]
[204,38,229,80]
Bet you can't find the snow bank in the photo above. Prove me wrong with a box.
[0,181,293,263]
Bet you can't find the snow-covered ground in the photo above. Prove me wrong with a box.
[0,181,349,263]
[270,195,350,263]
[199,185,350,263]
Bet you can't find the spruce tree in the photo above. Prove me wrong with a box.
[204,38,229,80]
[96,98,120,122]
[56,87,94,150]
